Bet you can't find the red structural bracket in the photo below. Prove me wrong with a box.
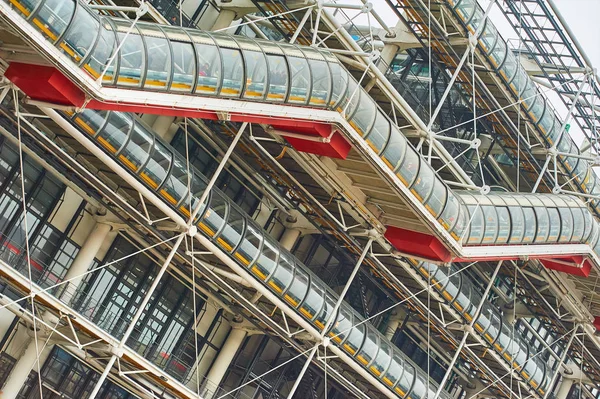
[5,62,351,159]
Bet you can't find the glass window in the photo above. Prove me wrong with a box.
[220,48,244,97]
[114,22,145,88]
[522,207,536,243]
[329,63,348,109]
[371,341,392,378]
[242,50,268,100]
[299,281,324,321]
[120,122,153,172]
[73,109,107,136]
[475,303,492,335]
[455,0,475,22]
[330,305,353,344]
[485,309,502,345]
[199,192,228,238]
[490,38,507,70]
[97,112,132,155]
[284,267,309,308]
[339,78,360,117]
[267,250,294,294]
[496,206,510,244]
[410,374,427,399]
[192,38,220,95]
[571,207,585,242]
[254,236,279,282]
[558,207,573,242]
[170,40,195,93]
[395,361,414,397]
[216,205,244,253]
[59,5,98,64]
[466,204,484,244]
[396,147,420,188]
[343,322,365,356]
[438,191,461,233]
[33,0,75,41]
[453,203,469,242]
[383,356,403,389]
[481,205,498,244]
[235,221,263,269]
[83,19,116,83]
[307,59,331,106]
[501,53,518,84]
[425,177,447,218]
[508,206,525,243]
[314,293,336,331]
[534,207,550,243]
[266,55,288,102]
[139,24,171,90]
[479,22,497,54]
[140,141,172,190]
[365,112,391,154]
[356,326,379,367]
[287,56,311,104]
[538,108,555,139]
[350,97,377,137]
[381,126,407,170]
[10,0,41,17]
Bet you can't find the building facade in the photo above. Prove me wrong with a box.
[0,0,596,398]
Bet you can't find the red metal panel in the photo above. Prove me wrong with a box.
[5,62,85,106]
[540,257,591,277]
[384,226,453,263]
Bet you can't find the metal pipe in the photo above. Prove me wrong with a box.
[89,234,185,399]
[433,260,503,399]
[320,8,476,187]
[286,238,374,399]
[542,325,578,399]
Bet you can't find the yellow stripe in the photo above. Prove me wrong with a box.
[216,237,233,252]
[140,172,158,190]
[234,253,250,266]
[343,343,356,355]
[118,154,138,172]
[198,222,215,238]
[251,265,266,280]
[369,366,381,376]
[268,280,283,293]
[160,189,178,205]
[383,376,394,387]
[74,118,96,136]
[10,0,30,16]
[356,355,369,365]
[284,295,298,307]
[300,307,313,319]
[97,136,117,154]
[32,18,57,41]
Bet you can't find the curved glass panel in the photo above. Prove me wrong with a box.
[287,55,311,104]
[466,204,484,244]
[381,126,407,170]
[372,341,393,378]
[330,305,353,344]
[344,321,365,356]
[396,146,420,188]
[350,97,377,137]
[120,122,153,173]
[32,0,75,41]
[426,178,448,219]
[356,326,379,367]
[236,221,263,269]
[114,21,145,88]
[83,19,117,83]
[59,5,98,63]
[188,31,220,95]
[166,31,195,93]
[383,356,403,389]
[395,361,414,397]
[299,280,324,321]
[266,54,288,102]
[329,63,348,109]
[533,207,550,243]
[216,206,244,253]
[481,205,498,244]
[242,49,268,100]
[305,56,331,106]
[410,160,435,204]
[219,48,244,97]
[267,250,294,295]
[97,112,132,155]
[199,192,227,239]
[284,267,309,308]
[139,24,171,89]
[254,236,279,282]
[558,207,574,242]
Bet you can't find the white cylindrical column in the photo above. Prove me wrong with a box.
[1,337,52,399]
[0,308,15,344]
[211,10,236,31]
[279,228,300,251]
[60,220,112,304]
[384,311,401,340]
[152,116,177,143]
[204,326,247,396]
[555,378,574,399]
